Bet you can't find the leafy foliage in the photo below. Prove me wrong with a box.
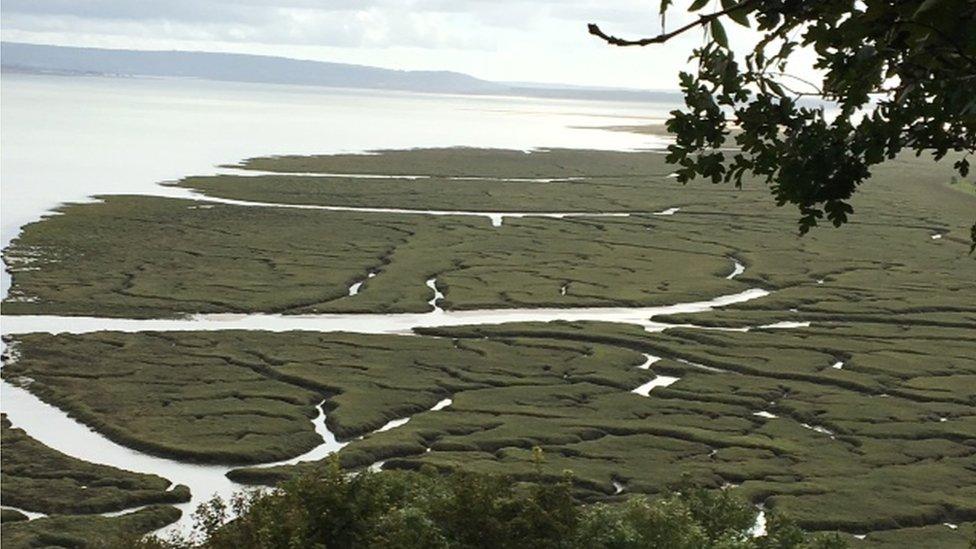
[118,461,847,549]
[590,0,976,245]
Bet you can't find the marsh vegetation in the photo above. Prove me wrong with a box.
[2,148,974,548]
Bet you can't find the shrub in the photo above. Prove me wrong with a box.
[120,459,846,549]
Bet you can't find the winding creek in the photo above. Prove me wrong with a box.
[1,353,456,537]
[1,75,805,540]
[154,184,647,227]
[1,273,787,536]
[1,159,790,538]
[0,285,769,336]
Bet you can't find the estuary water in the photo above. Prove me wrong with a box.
[1,73,673,272]
[0,73,719,538]
[0,286,768,335]
[0,282,772,537]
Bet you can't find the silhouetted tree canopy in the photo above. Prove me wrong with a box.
[589,0,976,248]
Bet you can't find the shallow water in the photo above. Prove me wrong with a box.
[0,284,773,535]
[675,358,728,373]
[426,278,446,312]
[759,321,810,329]
[376,418,412,433]
[801,423,836,438]
[252,402,347,469]
[0,505,47,521]
[631,375,680,397]
[430,398,453,411]
[635,353,661,370]
[0,288,770,337]
[726,259,746,280]
[1,72,672,292]
[0,366,454,538]
[0,378,240,538]
[154,185,637,228]
[373,397,453,434]
[1,74,789,539]
[750,507,768,537]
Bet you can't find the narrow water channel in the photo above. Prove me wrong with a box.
[0,288,770,337]
[1,278,777,536]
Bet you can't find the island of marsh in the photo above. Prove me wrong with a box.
[0,415,185,547]
[0,506,180,549]
[4,319,974,546]
[4,149,973,319]
[1,415,189,513]
[1,148,974,548]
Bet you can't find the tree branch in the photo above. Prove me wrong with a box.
[764,72,824,95]
[588,0,759,47]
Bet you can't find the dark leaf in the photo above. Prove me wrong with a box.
[710,19,729,48]
[955,158,970,178]
[721,0,751,26]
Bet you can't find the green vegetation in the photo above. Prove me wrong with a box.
[1,508,28,523]
[590,1,975,242]
[4,149,973,319]
[2,148,974,547]
[2,334,324,464]
[1,506,180,549]
[0,199,742,318]
[414,320,976,534]
[6,323,973,545]
[187,148,682,213]
[856,523,976,549]
[122,466,846,549]
[0,414,186,548]
[1,414,189,513]
[949,176,976,197]
[3,331,644,463]
[230,147,677,177]
[177,172,677,213]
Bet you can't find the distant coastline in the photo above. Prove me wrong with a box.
[1,42,683,104]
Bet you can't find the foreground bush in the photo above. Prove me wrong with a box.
[124,460,847,549]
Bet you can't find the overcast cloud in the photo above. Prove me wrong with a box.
[1,1,791,89]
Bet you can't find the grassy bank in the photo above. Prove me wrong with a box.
[2,331,645,462]
[0,414,187,547]
[1,415,189,514]
[1,148,973,547]
[6,323,973,545]
[4,150,973,319]
[2,334,326,464]
[1,506,180,549]
[1,196,746,318]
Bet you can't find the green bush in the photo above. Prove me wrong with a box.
[122,460,845,549]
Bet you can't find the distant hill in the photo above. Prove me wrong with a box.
[0,42,681,103]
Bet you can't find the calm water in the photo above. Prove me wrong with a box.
[0,284,771,537]
[0,76,790,540]
[0,74,691,535]
[1,73,675,272]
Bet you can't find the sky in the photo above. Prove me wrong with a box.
[0,1,808,90]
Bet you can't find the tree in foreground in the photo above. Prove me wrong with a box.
[589,0,975,248]
[118,461,847,548]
